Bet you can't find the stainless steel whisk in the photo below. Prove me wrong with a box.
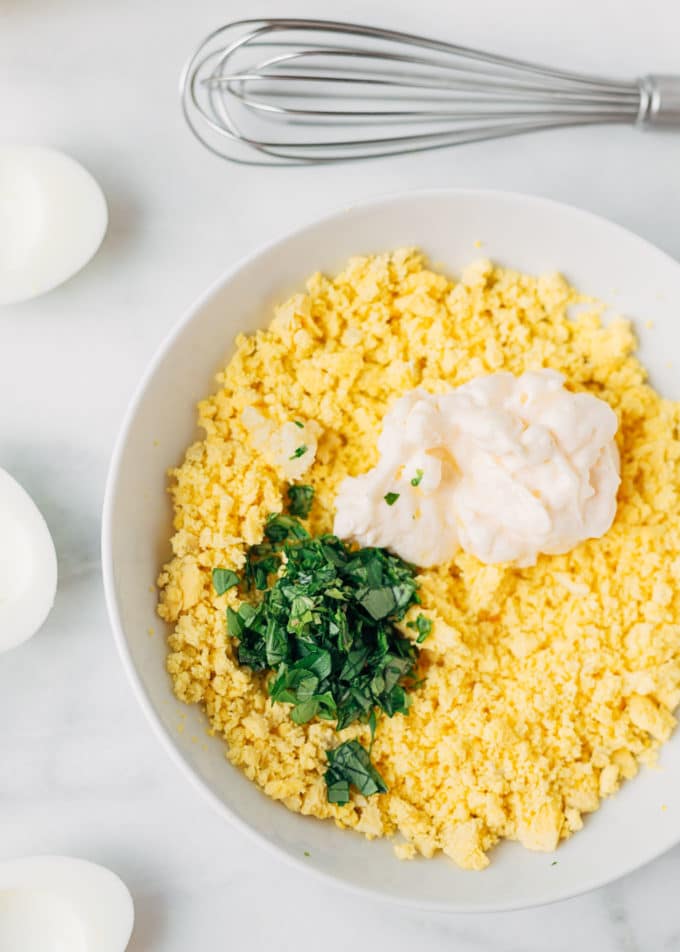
[181,18,680,165]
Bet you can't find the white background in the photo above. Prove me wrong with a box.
[2,0,680,948]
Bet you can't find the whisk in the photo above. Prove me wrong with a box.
[181,18,680,165]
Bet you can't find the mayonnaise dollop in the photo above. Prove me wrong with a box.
[333,370,620,567]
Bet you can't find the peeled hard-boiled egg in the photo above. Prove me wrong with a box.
[0,146,108,305]
[0,856,134,952]
[0,467,57,652]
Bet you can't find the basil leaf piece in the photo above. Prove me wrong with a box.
[315,691,337,720]
[407,613,433,643]
[253,555,281,591]
[359,586,397,620]
[290,698,320,724]
[296,646,332,680]
[325,769,351,806]
[339,647,369,682]
[287,484,315,519]
[264,513,310,543]
[213,568,240,595]
[265,616,289,667]
[325,740,388,800]
[368,709,378,753]
[226,606,244,638]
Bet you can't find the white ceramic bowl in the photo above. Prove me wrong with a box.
[102,189,680,912]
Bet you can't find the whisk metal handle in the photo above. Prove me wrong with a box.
[638,75,680,127]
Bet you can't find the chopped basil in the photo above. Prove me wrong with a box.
[410,469,424,487]
[287,484,314,519]
[294,420,305,429]
[264,512,310,543]
[368,709,378,754]
[325,739,388,805]
[290,445,308,460]
[359,586,397,620]
[407,613,433,643]
[212,568,239,595]
[221,515,423,803]
[384,492,400,506]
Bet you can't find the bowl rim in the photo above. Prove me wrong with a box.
[101,186,680,912]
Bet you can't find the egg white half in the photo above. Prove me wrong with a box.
[0,146,108,305]
[0,467,57,651]
[0,856,134,952]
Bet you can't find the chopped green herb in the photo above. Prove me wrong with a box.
[244,550,280,591]
[241,514,310,591]
[222,515,422,803]
[294,420,305,429]
[212,568,240,595]
[290,445,308,460]
[287,484,315,519]
[407,613,433,643]
[384,492,400,506]
[264,512,310,543]
[304,850,310,857]
[367,709,378,754]
[551,860,558,866]
[410,469,424,487]
[325,739,388,805]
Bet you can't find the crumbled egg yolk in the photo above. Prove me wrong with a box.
[158,251,680,870]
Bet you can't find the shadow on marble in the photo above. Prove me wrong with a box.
[89,171,142,270]
[126,894,167,952]
[0,438,103,581]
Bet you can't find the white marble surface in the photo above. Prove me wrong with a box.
[2,0,680,948]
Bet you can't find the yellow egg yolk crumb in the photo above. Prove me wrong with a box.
[157,250,680,870]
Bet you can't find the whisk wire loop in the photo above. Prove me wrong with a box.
[180,18,679,165]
